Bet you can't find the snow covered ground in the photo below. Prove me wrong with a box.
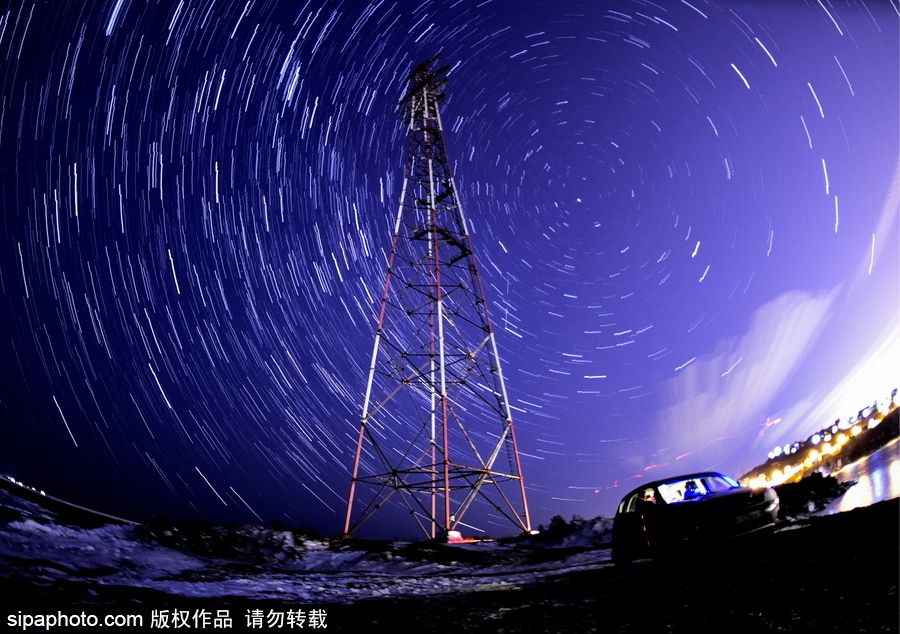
[0,486,612,605]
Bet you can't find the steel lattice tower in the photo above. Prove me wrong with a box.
[343,56,532,539]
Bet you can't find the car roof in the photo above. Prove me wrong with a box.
[619,472,732,500]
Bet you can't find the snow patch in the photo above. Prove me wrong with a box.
[1,488,613,604]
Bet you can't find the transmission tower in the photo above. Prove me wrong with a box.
[343,56,532,539]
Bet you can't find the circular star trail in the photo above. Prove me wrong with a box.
[1,0,897,536]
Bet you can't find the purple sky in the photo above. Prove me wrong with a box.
[1,0,897,538]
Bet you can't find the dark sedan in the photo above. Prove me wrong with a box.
[612,472,779,565]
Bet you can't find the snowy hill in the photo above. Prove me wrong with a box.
[0,484,612,608]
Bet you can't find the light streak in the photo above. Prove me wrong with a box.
[834,196,839,233]
[105,0,127,36]
[148,363,173,409]
[808,83,825,117]
[816,0,844,35]
[168,249,181,294]
[230,486,263,521]
[53,396,78,447]
[755,37,777,66]
[731,63,751,89]
[196,467,228,506]
[801,116,812,148]
[869,233,875,274]
[834,56,854,95]
[721,358,743,377]
[681,0,707,19]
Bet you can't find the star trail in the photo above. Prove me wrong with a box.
[1,0,897,538]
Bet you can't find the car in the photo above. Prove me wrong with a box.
[611,471,779,565]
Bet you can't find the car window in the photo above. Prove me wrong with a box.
[624,491,642,513]
[622,475,741,509]
[700,475,740,494]
[657,481,693,503]
[657,475,740,502]
[624,493,638,513]
[621,488,658,513]
[658,479,708,502]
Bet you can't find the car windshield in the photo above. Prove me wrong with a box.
[656,474,740,503]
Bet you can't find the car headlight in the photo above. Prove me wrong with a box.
[764,488,779,512]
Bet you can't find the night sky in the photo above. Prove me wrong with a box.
[1,0,897,538]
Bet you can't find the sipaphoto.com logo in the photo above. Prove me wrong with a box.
[7,611,142,630]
